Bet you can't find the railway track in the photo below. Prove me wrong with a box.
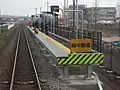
[9,25,41,90]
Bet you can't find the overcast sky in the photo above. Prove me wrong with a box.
[0,0,119,16]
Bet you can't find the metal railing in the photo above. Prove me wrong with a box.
[92,72,103,90]
[48,26,104,52]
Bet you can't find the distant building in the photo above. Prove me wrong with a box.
[87,7,116,22]
[116,3,120,17]
[67,5,116,23]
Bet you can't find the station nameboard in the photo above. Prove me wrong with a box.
[70,39,92,53]
[51,6,59,12]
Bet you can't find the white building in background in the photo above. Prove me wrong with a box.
[116,3,120,17]
[68,5,116,22]
[87,7,116,21]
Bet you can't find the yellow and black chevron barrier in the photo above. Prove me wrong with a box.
[57,53,104,65]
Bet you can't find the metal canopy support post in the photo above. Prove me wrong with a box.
[63,66,69,78]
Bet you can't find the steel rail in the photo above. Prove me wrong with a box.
[10,28,21,90]
[24,29,42,90]
[92,72,103,90]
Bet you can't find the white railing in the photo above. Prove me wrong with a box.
[92,72,103,90]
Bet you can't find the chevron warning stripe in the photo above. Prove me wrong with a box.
[57,53,104,65]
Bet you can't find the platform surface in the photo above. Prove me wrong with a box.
[28,27,69,57]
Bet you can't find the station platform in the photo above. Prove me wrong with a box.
[27,27,103,90]
[28,27,70,58]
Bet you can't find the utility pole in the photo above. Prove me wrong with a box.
[94,0,97,31]
[64,0,68,27]
[76,0,78,38]
[91,3,94,30]
[40,7,42,13]
[35,8,37,15]
[73,0,76,39]
[64,0,66,10]
[46,2,49,12]
[67,0,68,8]
[0,10,1,19]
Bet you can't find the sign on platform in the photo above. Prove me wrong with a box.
[70,39,92,53]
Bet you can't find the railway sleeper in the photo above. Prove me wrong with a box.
[2,80,36,85]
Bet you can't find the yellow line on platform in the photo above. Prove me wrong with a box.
[36,29,70,54]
